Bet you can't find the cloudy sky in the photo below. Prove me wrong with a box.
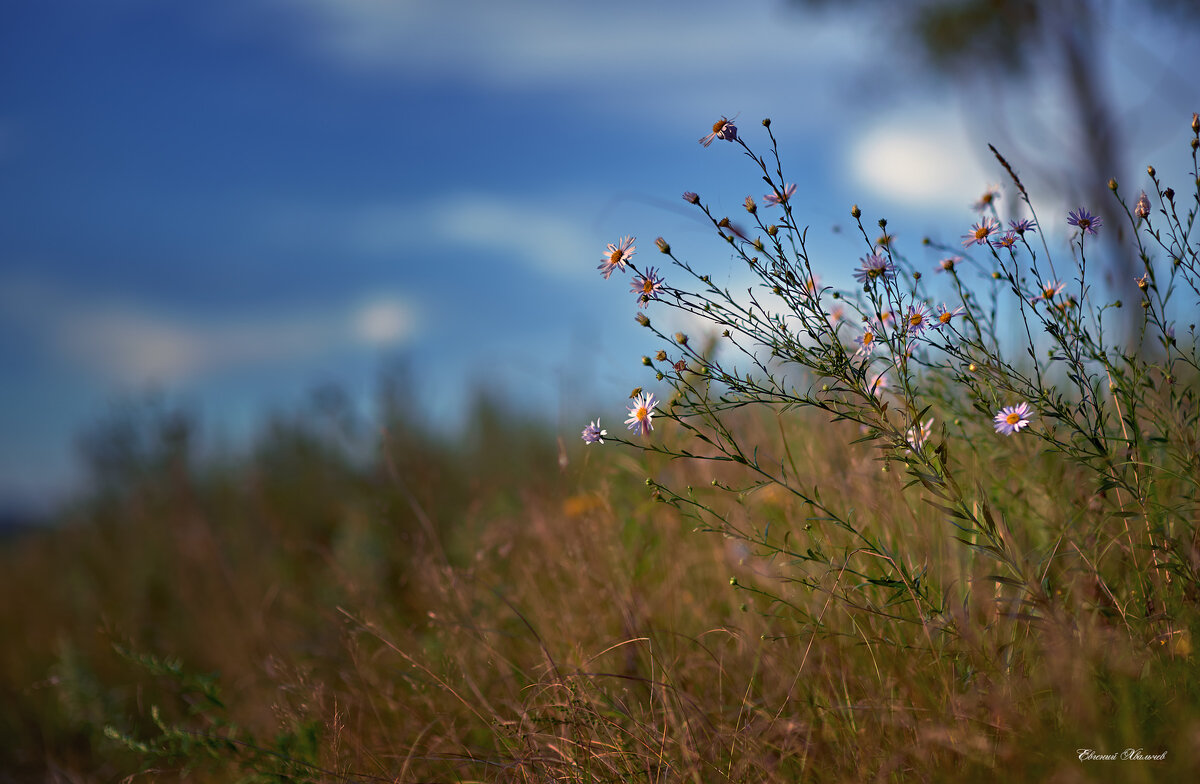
[1,0,1196,512]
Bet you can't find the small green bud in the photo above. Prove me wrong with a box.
[992,272,1001,279]
[821,384,829,392]
[1115,300,1122,308]
[642,356,652,366]
[655,372,663,380]
[730,576,739,586]
[913,271,922,281]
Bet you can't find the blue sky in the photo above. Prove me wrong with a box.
[1,0,1197,512]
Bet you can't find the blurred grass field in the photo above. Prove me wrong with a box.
[3,373,1199,783]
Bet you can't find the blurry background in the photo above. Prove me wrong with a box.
[2,0,1197,519]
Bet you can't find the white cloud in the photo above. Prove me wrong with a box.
[846,107,993,210]
[0,277,418,385]
[338,193,595,277]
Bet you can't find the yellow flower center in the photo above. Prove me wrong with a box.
[909,313,923,327]
[939,312,952,324]
[642,279,655,294]
[1006,412,1021,425]
[610,249,624,264]
[636,406,648,419]
[975,226,989,239]
[863,332,875,346]
[713,119,727,133]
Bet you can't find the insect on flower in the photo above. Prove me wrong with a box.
[699,115,739,147]
[598,236,635,279]
[625,392,659,436]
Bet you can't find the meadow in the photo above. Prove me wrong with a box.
[3,113,1200,783]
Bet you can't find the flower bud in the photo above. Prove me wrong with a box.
[675,332,688,345]
[851,204,861,219]
[913,272,922,281]
[655,237,670,254]
[635,312,650,327]
[717,217,730,228]
[762,118,771,127]
[655,350,667,361]
[744,196,756,214]
[1193,112,1199,134]
[1147,165,1156,178]
[878,218,888,229]
[753,238,764,251]
[766,224,777,236]
[642,356,652,366]
[992,272,1001,279]
[1108,178,1118,192]
[1165,187,1175,202]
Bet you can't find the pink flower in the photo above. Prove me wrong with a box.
[962,217,1000,247]
[598,236,635,279]
[763,183,797,207]
[625,392,659,436]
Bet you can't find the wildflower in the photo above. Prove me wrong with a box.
[699,115,738,147]
[682,191,700,204]
[905,303,932,336]
[937,256,961,273]
[867,371,889,398]
[854,328,879,357]
[876,232,896,248]
[763,183,796,207]
[1009,218,1037,235]
[1136,273,1149,291]
[581,419,607,444]
[802,275,820,297]
[598,236,635,279]
[962,217,1000,247]
[972,186,1001,212]
[828,305,845,326]
[907,418,933,450]
[1031,280,1066,303]
[853,253,897,285]
[934,304,965,327]
[990,231,1018,250]
[1135,191,1151,220]
[631,266,665,308]
[993,402,1033,435]
[743,195,756,214]
[1067,207,1102,235]
[625,392,658,436]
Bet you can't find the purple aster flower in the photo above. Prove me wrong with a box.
[625,392,659,436]
[1009,218,1037,235]
[936,256,962,273]
[1067,208,1103,235]
[598,236,635,279]
[993,402,1033,435]
[854,328,879,358]
[682,191,700,205]
[581,419,607,444]
[853,253,897,285]
[962,217,1000,247]
[990,231,1018,250]
[972,186,1001,212]
[763,183,797,207]
[933,304,965,327]
[631,266,666,308]
[699,115,738,147]
[1031,280,1066,303]
[905,303,932,336]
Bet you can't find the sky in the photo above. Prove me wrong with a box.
[1,0,1198,515]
